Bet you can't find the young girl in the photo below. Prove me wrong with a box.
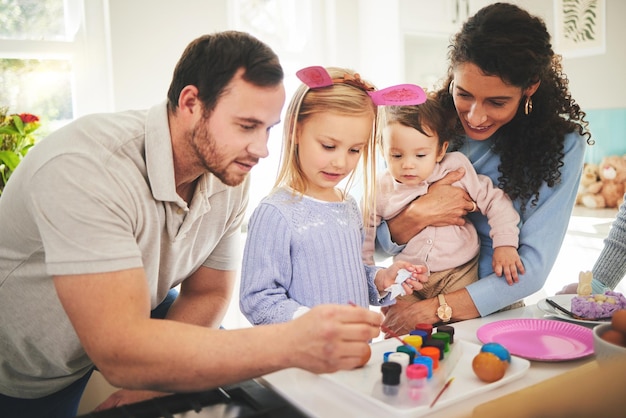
[239,66,428,325]
[363,97,524,303]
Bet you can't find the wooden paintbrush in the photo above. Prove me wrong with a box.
[430,377,454,408]
[380,323,412,347]
[348,301,411,347]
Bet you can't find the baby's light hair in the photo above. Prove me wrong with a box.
[274,67,381,224]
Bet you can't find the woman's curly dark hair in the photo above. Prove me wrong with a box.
[436,3,592,209]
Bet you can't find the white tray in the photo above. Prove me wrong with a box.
[317,337,530,417]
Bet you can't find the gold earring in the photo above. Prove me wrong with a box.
[524,96,533,115]
[448,80,454,96]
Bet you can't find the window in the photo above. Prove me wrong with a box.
[0,0,112,135]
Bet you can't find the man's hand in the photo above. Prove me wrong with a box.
[94,389,169,411]
[287,305,382,373]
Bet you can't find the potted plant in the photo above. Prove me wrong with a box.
[0,107,41,196]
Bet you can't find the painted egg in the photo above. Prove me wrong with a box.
[356,344,372,368]
[480,342,511,365]
[611,309,626,335]
[472,352,507,383]
[601,329,626,348]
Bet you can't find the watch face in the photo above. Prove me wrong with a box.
[437,305,452,321]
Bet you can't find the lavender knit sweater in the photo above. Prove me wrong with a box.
[239,187,388,325]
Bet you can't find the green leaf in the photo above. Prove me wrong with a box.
[0,125,20,136]
[11,115,25,136]
[0,150,21,172]
[20,143,35,156]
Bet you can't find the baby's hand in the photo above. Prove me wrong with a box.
[492,246,525,285]
[376,261,429,297]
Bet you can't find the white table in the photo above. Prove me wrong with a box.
[261,304,596,418]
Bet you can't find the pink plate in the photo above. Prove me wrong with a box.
[476,319,594,362]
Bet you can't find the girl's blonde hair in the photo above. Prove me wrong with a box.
[273,67,381,224]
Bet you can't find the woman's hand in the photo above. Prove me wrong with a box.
[381,289,480,336]
[387,168,474,245]
[381,297,439,336]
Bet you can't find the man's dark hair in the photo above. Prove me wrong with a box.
[167,31,283,113]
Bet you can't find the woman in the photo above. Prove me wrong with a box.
[377,2,593,335]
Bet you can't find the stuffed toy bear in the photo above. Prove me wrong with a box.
[580,155,626,209]
[576,163,600,205]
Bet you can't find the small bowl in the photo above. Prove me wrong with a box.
[593,323,626,361]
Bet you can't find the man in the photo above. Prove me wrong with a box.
[0,31,385,418]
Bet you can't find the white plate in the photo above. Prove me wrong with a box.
[537,294,610,325]
[307,338,529,417]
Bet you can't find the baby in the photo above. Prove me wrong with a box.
[363,97,524,299]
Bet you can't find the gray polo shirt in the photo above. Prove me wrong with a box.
[0,102,248,398]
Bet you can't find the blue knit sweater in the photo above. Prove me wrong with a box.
[239,187,388,325]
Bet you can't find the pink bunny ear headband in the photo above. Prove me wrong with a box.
[295,66,427,106]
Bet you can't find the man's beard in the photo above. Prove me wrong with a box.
[190,120,245,187]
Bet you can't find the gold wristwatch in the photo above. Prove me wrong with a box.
[437,294,452,322]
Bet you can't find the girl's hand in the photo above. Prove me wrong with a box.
[376,261,429,295]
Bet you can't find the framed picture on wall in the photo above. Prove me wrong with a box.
[554,0,606,58]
